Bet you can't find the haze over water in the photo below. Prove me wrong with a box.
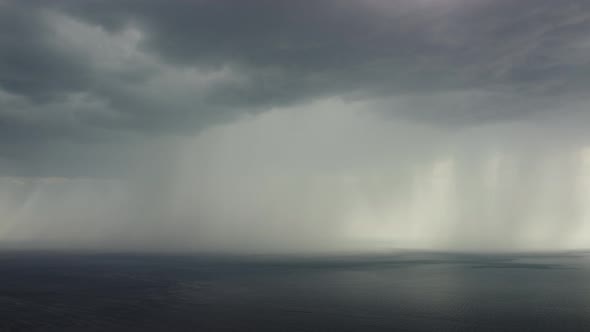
[2,109,590,252]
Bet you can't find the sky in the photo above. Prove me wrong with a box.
[1,0,590,253]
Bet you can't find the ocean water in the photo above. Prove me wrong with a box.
[0,251,589,331]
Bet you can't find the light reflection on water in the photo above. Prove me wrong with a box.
[1,251,589,331]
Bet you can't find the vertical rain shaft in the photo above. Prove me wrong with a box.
[345,147,590,251]
[1,104,590,253]
[1,146,590,252]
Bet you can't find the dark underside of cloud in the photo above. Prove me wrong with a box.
[1,0,590,176]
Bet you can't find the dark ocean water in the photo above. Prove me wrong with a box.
[0,251,589,331]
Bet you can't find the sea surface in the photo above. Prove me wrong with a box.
[1,251,589,331]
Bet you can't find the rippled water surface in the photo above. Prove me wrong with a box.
[1,251,589,331]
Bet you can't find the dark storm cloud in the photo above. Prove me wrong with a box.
[55,0,590,94]
[1,0,590,175]
[0,2,92,100]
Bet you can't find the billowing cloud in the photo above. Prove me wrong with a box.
[1,0,589,173]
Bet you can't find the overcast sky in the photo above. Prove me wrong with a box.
[1,0,590,252]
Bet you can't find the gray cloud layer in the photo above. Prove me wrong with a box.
[1,0,590,176]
